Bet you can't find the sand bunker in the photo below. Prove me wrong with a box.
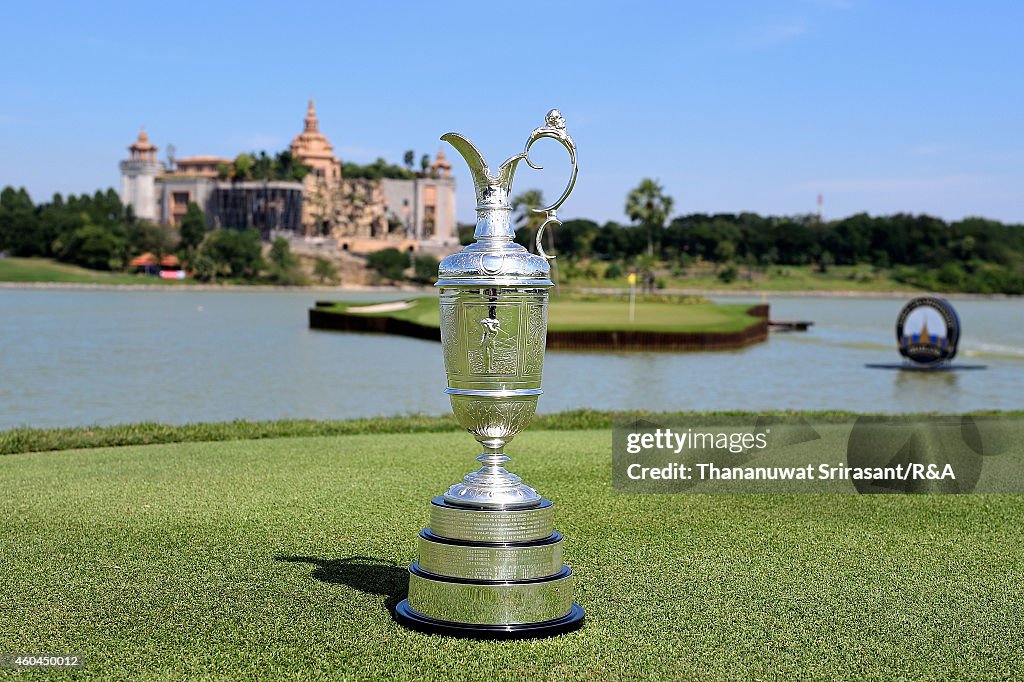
[346,301,415,314]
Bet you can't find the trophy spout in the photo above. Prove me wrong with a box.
[441,108,577,245]
[439,132,524,241]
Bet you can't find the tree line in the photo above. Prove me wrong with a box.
[0,186,337,284]
[342,150,447,180]
[3,180,1022,293]
[503,180,1024,294]
[217,149,446,181]
[219,150,310,182]
[0,187,157,270]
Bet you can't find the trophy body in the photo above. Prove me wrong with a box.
[395,111,585,638]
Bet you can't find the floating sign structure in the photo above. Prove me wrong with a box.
[866,297,984,371]
[896,296,960,365]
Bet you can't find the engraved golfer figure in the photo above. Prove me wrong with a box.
[479,316,502,372]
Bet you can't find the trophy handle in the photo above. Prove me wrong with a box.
[523,109,577,261]
[535,215,560,261]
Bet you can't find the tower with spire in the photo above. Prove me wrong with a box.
[289,99,345,235]
[431,147,452,177]
[119,127,166,221]
[290,99,341,182]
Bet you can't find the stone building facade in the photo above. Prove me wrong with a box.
[288,100,457,251]
[117,101,457,252]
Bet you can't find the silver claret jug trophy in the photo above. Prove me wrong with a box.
[395,110,585,638]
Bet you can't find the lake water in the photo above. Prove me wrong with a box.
[1,289,1021,429]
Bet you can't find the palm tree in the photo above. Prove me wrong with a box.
[625,178,674,257]
[511,189,560,290]
[511,189,547,254]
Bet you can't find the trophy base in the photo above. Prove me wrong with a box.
[398,497,584,638]
[394,600,584,640]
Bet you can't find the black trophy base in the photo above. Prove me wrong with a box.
[394,600,585,640]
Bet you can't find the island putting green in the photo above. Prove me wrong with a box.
[2,422,1021,679]
[310,297,769,350]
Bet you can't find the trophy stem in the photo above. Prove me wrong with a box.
[443,443,542,509]
[469,449,521,489]
[477,449,509,469]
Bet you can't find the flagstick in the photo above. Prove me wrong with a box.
[629,274,636,322]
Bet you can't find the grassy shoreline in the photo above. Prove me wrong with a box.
[4,280,1019,300]
[4,409,1022,456]
[574,263,922,293]
[3,257,1020,298]
[0,256,186,285]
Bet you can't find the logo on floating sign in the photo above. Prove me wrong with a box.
[896,297,960,366]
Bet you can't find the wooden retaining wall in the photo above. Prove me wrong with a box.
[308,304,770,351]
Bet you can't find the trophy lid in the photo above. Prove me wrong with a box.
[436,110,576,288]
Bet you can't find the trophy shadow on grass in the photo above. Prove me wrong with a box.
[275,555,408,613]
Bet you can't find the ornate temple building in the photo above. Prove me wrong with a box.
[118,101,457,251]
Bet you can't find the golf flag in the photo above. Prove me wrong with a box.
[627,272,636,321]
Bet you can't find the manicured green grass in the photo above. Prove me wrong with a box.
[328,297,763,333]
[548,300,758,332]
[0,410,837,456]
[575,264,923,293]
[2,426,1021,679]
[0,256,925,295]
[0,410,605,456]
[8,410,1019,457]
[0,257,179,285]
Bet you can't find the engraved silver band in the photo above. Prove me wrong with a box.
[406,563,576,625]
[444,387,544,397]
[428,497,554,543]
[417,531,564,581]
[436,279,554,287]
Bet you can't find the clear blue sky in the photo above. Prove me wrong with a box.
[1,1,1021,225]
